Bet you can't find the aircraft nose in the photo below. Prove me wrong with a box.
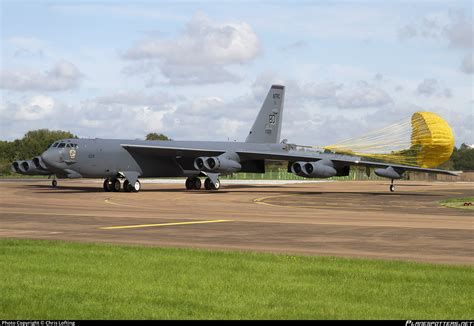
[41,150,58,168]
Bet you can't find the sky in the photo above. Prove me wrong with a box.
[0,0,472,147]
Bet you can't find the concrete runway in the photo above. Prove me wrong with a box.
[0,179,472,265]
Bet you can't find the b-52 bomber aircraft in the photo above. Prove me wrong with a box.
[11,85,458,192]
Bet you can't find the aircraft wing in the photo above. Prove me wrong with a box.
[236,149,460,176]
[121,144,225,158]
[121,144,459,176]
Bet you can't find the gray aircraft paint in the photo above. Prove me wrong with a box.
[245,85,285,144]
[12,84,459,191]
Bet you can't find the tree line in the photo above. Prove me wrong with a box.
[0,129,170,175]
[0,129,472,175]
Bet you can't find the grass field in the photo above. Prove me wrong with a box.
[439,197,474,210]
[0,239,472,320]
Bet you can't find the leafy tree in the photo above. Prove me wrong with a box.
[146,133,170,141]
[451,144,474,171]
[0,129,77,175]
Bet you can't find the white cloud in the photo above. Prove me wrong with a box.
[14,95,55,121]
[398,10,472,45]
[460,53,474,74]
[416,78,453,98]
[8,37,49,57]
[158,65,242,85]
[280,40,308,51]
[0,61,82,92]
[416,78,438,96]
[252,71,392,109]
[398,9,473,75]
[444,11,473,49]
[95,90,176,107]
[123,12,260,85]
[125,12,260,65]
[334,84,392,109]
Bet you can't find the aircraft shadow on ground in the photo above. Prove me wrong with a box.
[22,184,444,197]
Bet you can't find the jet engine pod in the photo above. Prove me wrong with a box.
[33,156,48,170]
[204,156,241,173]
[290,161,306,176]
[195,152,241,173]
[194,157,208,170]
[19,160,33,173]
[11,161,22,173]
[302,160,337,178]
[374,166,404,179]
[14,159,51,175]
[204,157,219,170]
[291,160,337,178]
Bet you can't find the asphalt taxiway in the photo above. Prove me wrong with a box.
[0,179,472,264]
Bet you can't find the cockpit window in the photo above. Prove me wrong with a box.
[58,143,66,148]
[52,142,59,148]
[66,143,71,148]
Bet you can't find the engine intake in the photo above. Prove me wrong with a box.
[194,157,207,170]
[11,161,21,173]
[33,156,48,170]
[11,159,51,175]
[194,152,241,173]
[291,160,338,178]
[20,160,32,173]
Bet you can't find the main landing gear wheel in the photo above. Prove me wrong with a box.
[103,178,113,192]
[123,180,140,192]
[389,179,395,192]
[204,177,220,191]
[131,180,141,192]
[52,179,58,188]
[185,177,201,190]
[123,180,131,192]
[112,179,121,192]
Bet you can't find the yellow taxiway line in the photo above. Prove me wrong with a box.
[100,219,232,230]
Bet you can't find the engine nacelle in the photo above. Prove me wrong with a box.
[13,160,51,175]
[194,152,241,173]
[194,157,208,171]
[290,161,306,176]
[291,160,337,178]
[33,156,48,171]
[374,166,404,179]
[11,161,22,173]
[19,160,32,174]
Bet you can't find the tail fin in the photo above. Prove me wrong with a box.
[245,85,285,143]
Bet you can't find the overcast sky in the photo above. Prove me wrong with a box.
[1,0,472,147]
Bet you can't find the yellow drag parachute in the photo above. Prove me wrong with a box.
[324,112,454,168]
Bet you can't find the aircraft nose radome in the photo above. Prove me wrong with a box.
[41,150,56,168]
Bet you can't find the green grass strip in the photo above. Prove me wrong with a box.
[0,239,472,320]
[439,197,474,210]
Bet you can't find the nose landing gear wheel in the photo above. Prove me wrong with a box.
[390,184,395,192]
[52,179,58,188]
